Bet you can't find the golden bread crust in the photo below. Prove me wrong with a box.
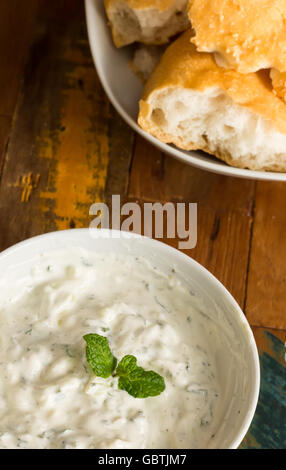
[188,0,286,74]
[271,69,286,103]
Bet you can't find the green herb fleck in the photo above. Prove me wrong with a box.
[83,333,117,378]
[101,327,109,333]
[116,355,165,398]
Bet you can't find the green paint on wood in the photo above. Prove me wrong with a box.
[241,332,286,449]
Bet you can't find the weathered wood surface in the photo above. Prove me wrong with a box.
[0,0,284,449]
[0,0,38,117]
[0,0,134,249]
[240,328,286,449]
[246,182,286,330]
[0,116,10,169]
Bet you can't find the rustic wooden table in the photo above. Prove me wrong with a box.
[0,0,285,449]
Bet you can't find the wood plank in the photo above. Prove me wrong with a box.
[128,136,256,307]
[0,0,134,251]
[245,182,286,330]
[0,116,11,169]
[0,0,38,117]
[241,327,286,449]
[104,110,135,206]
[252,326,285,365]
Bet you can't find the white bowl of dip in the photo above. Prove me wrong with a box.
[0,229,259,449]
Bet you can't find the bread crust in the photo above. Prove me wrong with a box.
[188,0,286,74]
[138,30,286,171]
[271,69,286,104]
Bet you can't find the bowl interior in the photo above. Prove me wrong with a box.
[0,229,259,448]
[85,0,286,181]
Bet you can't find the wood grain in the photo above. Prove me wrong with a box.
[0,0,38,117]
[0,116,11,169]
[128,136,255,307]
[0,0,134,251]
[246,182,286,330]
[104,110,135,205]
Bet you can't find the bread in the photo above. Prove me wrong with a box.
[130,44,166,82]
[188,0,286,74]
[271,69,286,103]
[104,0,189,47]
[138,30,286,172]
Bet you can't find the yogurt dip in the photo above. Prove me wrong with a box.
[0,247,224,449]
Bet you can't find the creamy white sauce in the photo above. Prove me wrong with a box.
[0,248,223,449]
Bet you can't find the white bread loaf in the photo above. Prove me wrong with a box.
[188,0,286,75]
[104,0,189,47]
[138,30,286,172]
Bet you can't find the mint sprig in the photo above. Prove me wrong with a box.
[116,355,165,398]
[83,334,165,399]
[83,333,117,378]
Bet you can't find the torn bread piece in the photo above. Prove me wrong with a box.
[104,0,189,47]
[130,44,166,82]
[138,30,286,172]
[188,0,286,74]
[271,69,286,103]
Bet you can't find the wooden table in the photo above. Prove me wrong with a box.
[0,0,285,449]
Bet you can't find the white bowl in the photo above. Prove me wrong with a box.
[0,229,260,449]
[85,0,286,181]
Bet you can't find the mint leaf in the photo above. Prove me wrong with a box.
[83,333,117,378]
[82,335,166,398]
[116,355,165,398]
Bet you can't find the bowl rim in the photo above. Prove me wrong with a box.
[84,0,286,182]
[0,228,260,449]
